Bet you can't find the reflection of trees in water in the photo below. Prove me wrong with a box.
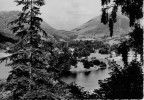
[94,68,106,75]
[71,72,77,78]
[60,71,77,79]
[84,71,91,76]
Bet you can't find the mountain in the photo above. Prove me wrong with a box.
[40,21,76,41]
[0,11,76,43]
[72,13,131,40]
[0,11,132,47]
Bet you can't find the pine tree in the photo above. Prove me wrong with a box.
[0,0,62,99]
[0,0,84,99]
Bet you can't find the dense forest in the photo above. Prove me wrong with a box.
[0,0,143,99]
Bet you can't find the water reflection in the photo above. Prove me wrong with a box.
[84,71,91,76]
[61,68,111,93]
[71,72,77,78]
[0,60,11,79]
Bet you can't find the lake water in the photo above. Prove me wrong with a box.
[0,52,11,79]
[61,63,111,93]
[0,61,11,79]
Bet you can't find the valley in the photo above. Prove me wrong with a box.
[0,9,142,99]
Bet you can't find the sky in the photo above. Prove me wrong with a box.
[0,0,102,30]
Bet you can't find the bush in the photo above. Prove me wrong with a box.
[89,61,94,67]
[99,47,109,54]
[100,61,107,68]
[71,58,77,67]
[68,82,90,99]
[92,59,101,66]
[94,60,143,99]
[83,60,91,69]
[80,49,91,57]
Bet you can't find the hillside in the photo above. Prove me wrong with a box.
[0,11,76,43]
[72,13,131,40]
[0,11,132,47]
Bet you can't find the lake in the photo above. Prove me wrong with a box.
[0,61,11,79]
[61,62,111,93]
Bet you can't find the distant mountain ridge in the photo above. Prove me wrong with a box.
[0,11,132,47]
[72,13,131,39]
[0,11,76,43]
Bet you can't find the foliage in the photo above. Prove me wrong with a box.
[94,0,143,99]
[129,24,143,63]
[0,0,70,99]
[0,0,143,99]
[117,40,130,66]
[58,41,94,58]
[68,82,91,99]
[99,44,110,54]
[93,60,143,99]
[117,24,143,66]
[101,0,143,36]
[110,44,120,56]
[99,61,106,68]
[83,59,91,69]
[67,40,109,58]
[0,80,6,92]
[48,46,75,77]
[92,59,101,66]
[99,47,109,54]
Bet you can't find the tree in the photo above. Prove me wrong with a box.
[94,0,143,99]
[0,0,62,99]
[68,82,91,99]
[94,60,143,99]
[101,0,143,64]
[101,0,143,36]
[129,24,143,63]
